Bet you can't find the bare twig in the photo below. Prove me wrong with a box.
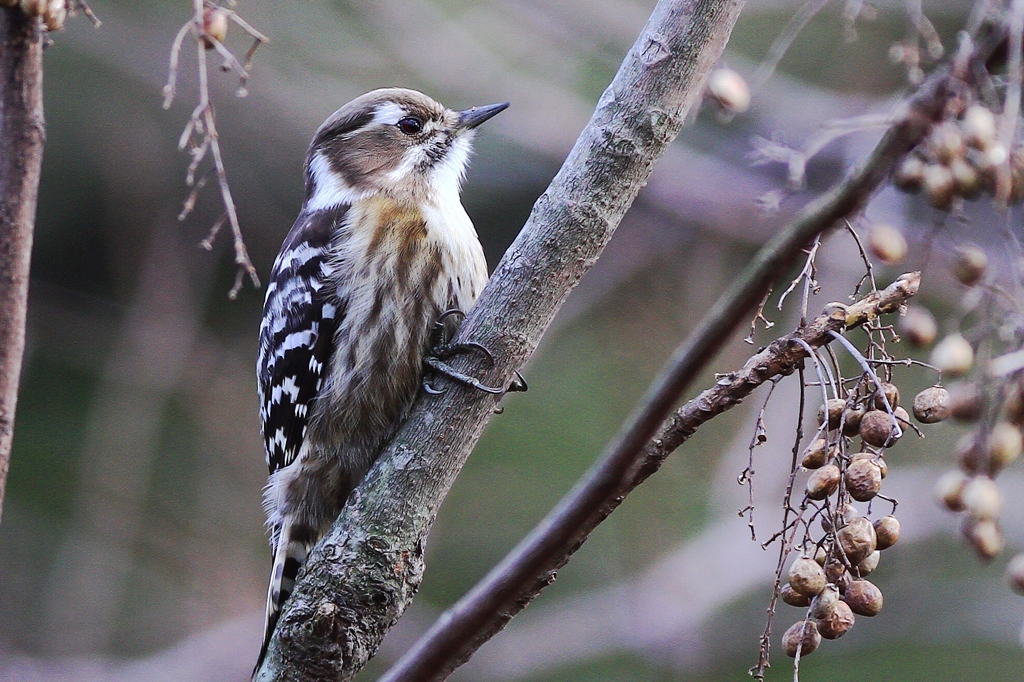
[751,0,830,90]
[0,8,45,525]
[745,288,775,344]
[162,0,264,297]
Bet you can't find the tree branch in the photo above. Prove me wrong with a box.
[380,36,984,682]
[0,7,45,525]
[255,0,746,679]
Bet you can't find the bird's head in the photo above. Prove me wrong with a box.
[303,88,508,210]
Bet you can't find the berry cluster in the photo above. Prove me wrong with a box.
[893,104,1011,209]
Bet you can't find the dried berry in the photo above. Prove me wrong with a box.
[781,583,812,607]
[931,334,974,377]
[964,518,1004,561]
[860,409,897,447]
[961,105,997,149]
[923,163,956,209]
[931,122,966,163]
[1006,553,1024,595]
[838,516,877,565]
[913,386,951,423]
[1004,384,1024,426]
[953,245,988,286]
[844,579,884,616]
[810,584,841,619]
[202,7,230,48]
[813,545,828,566]
[842,404,866,436]
[851,451,887,479]
[806,464,841,500]
[824,560,852,593]
[801,438,829,469]
[900,305,938,348]
[789,557,827,597]
[845,458,883,502]
[951,158,982,198]
[858,550,880,576]
[893,155,925,192]
[935,469,968,511]
[962,476,1002,520]
[956,432,985,473]
[873,382,901,410]
[874,515,901,550]
[948,382,984,422]
[817,600,855,639]
[782,620,821,657]
[706,68,750,114]
[867,224,908,265]
[818,398,846,430]
[894,405,911,427]
[989,422,1023,472]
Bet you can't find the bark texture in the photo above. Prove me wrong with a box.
[0,8,44,525]
[254,0,746,679]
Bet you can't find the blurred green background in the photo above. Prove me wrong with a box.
[3,1,1024,680]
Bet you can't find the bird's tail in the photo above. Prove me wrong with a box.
[254,521,309,675]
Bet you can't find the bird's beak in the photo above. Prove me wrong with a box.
[455,102,509,130]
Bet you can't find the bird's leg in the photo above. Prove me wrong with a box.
[422,309,528,395]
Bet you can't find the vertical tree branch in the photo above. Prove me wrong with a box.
[255,0,745,679]
[0,7,45,525]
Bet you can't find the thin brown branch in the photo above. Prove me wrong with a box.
[0,8,45,525]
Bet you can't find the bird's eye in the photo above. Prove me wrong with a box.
[397,117,423,135]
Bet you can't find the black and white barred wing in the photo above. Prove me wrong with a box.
[257,206,348,475]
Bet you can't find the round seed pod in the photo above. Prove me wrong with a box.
[706,68,751,114]
[953,245,988,286]
[838,516,877,565]
[810,584,841,619]
[867,224,908,265]
[813,545,828,566]
[842,404,867,436]
[950,158,982,199]
[1006,553,1024,595]
[844,579,884,616]
[874,516,901,550]
[948,382,984,422]
[931,122,966,163]
[824,560,851,593]
[873,383,901,411]
[806,464,841,500]
[782,620,821,657]
[894,405,911,427]
[957,432,984,474]
[43,0,66,32]
[858,550,881,576]
[781,583,812,607]
[816,600,855,639]
[851,451,888,479]
[900,305,938,349]
[922,163,956,209]
[989,422,1023,472]
[1004,384,1024,426]
[893,155,925,192]
[962,105,997,149]
[913,386,951,423]
[931,334,974,377]
[818,398,846,430]
[845,458,883,502]
[935,469,969,511]
[789,557,827,597]
[962,476,1002,520]
[860,409,896,447]
[801,438,829,469]
[202,7,229,48]
[963,518,1004,561]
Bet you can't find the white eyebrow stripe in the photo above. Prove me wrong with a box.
[371,102,408,127]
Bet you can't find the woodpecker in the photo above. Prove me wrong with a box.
[254,88,508,668]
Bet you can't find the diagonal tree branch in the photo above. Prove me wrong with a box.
[255,0,746,679]
[0,7,45,526]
